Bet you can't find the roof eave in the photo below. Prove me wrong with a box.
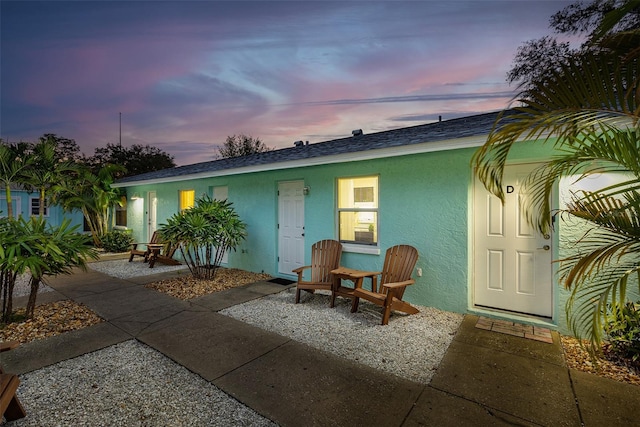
[111,134,487,188]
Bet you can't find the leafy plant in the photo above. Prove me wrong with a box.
[55,164,125,247]
[101,230,133,253]
[605,301,640,361]
[0,216,98,321]
[472,5,640,354]
[158,195,246,280]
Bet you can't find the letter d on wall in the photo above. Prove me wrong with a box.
[506,185,514,194]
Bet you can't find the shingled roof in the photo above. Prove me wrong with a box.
[114,110,506,187]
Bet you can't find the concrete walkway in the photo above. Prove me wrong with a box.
[3,268,639,426]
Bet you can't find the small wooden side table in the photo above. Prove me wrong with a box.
[330,267,380,311]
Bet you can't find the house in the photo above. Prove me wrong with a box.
[0,185,85,229]
[112,111,601,333]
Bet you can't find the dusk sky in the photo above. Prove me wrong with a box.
[1,1,574,166]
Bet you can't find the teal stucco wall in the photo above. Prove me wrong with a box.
[125,148,478,314]
[124,141,581,325]
[1,190,85,229]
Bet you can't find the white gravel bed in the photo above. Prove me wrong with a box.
[88,259,187,279]
[12,258,185,297]
[221,288,463,384]
[12,275,53,298]
[10,340,276,427]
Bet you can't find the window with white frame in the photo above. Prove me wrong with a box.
[30,197,48,217]
[115,196,127,227]
[337,176,379,245]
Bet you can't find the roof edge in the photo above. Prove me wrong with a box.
[112,134,486,188]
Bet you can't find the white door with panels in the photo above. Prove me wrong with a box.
[278,181,305,275]
[147,191,157,240]
[473,163,553,317]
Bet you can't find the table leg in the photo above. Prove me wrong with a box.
[350,278,362,313]
[330,278,338,308]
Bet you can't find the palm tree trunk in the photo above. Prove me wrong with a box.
[39,187,46,218]
[3,186,13,218]
[25,276,41,319]
[1,270,17,323]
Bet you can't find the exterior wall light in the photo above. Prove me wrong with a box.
[303,186,310,195]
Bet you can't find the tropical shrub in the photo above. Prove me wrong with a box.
[605,301,640,361]
[0,216,98,321]
[158,195,247,280]
[101,230,134,253]
[472,5,640,354]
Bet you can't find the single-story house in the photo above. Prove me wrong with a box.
[0,185,85,229]
[112,111,618,333]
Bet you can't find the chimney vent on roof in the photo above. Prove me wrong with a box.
[352,129,363,137]
[294,140,304,147]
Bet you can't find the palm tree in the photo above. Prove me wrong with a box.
[55,163,125,246]
[0,142,33,219]
[472,8,639,353]
[0,216,97,321]
[22,139,78,218]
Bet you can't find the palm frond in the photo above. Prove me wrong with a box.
[473,48,639,200]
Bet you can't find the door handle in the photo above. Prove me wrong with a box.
[301,233,305,236]
[537,245,550,251]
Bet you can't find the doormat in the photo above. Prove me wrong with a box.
[268,278,296,286]
[475,317,554,344]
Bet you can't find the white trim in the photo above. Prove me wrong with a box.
[112,135,487,188]
[342,244,381,255]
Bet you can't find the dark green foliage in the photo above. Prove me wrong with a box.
[0,216,98,321]
[101,230,134,253]
[217,134,272,159]
[605,301,640,361]
[88,143,176,178]
[158,195,247,280]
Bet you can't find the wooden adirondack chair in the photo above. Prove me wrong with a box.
[351,245,419,325]
[1,341,26,422]
[147,241,181,268]
[129,231,160,262]
[293,239,342,304]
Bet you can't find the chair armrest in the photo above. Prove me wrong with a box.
[292,265,311,274]
[130,242,150,248]
[382,279,415,289]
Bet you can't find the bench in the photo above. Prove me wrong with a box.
[0,341,27,422]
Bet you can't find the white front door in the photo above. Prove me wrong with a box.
[278,181,305,275]
[147,191,157,240]
[473,163,553,317]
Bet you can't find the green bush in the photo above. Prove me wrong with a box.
[101,230,133,253]
[605,301,640,361]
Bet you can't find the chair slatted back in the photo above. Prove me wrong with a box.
[149,231,160,245]
[310,239,342,283]
[380,245,418,299]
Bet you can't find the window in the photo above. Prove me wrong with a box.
[115,196,127,227]
[30,198,48,217]
[337,176,378,245]
[179,189,195,211]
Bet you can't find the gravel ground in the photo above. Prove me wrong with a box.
[12,275,53,298]
[88,258,187,279]
[8,340,276,427]
[221,289,463,384]
[4,260,464,425]
[12,258,186,297]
